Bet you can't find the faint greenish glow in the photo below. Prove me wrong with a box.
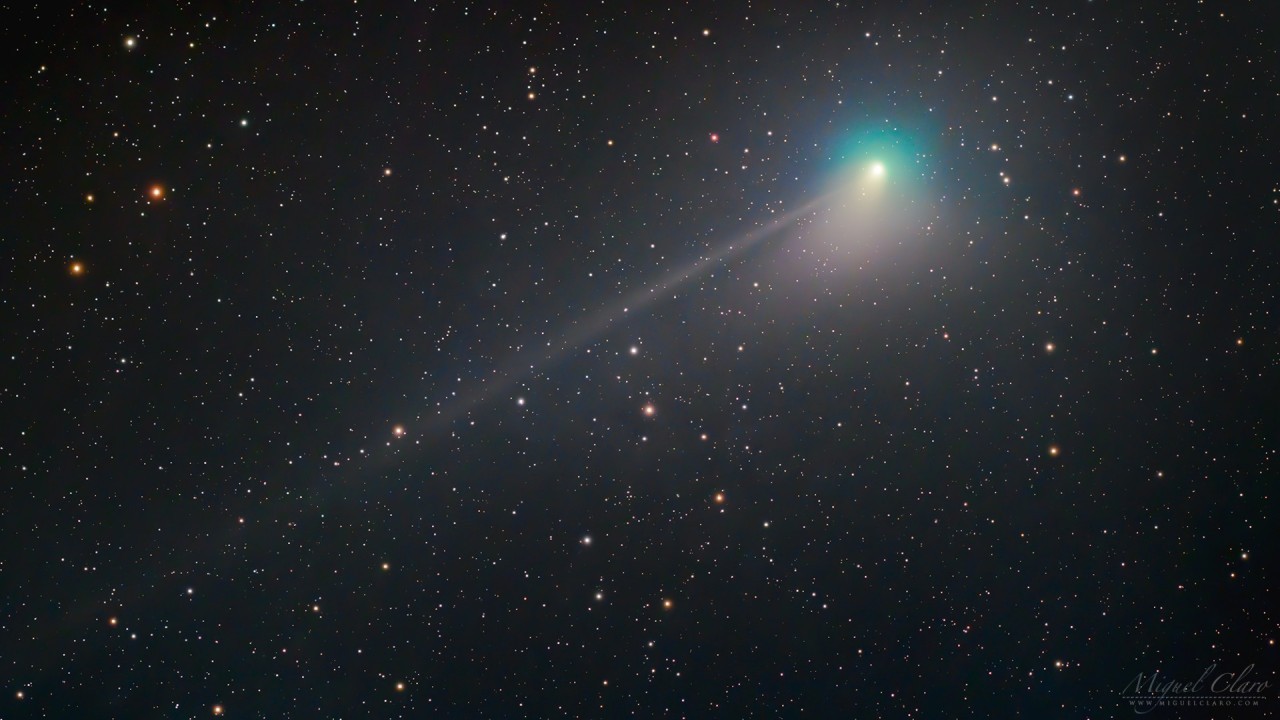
[818,123,934,195]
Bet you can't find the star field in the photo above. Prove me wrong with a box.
[2,2,1277,718]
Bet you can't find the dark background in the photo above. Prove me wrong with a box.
[1,1,1275,717]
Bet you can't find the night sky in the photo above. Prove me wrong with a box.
[3,2,1277,718]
